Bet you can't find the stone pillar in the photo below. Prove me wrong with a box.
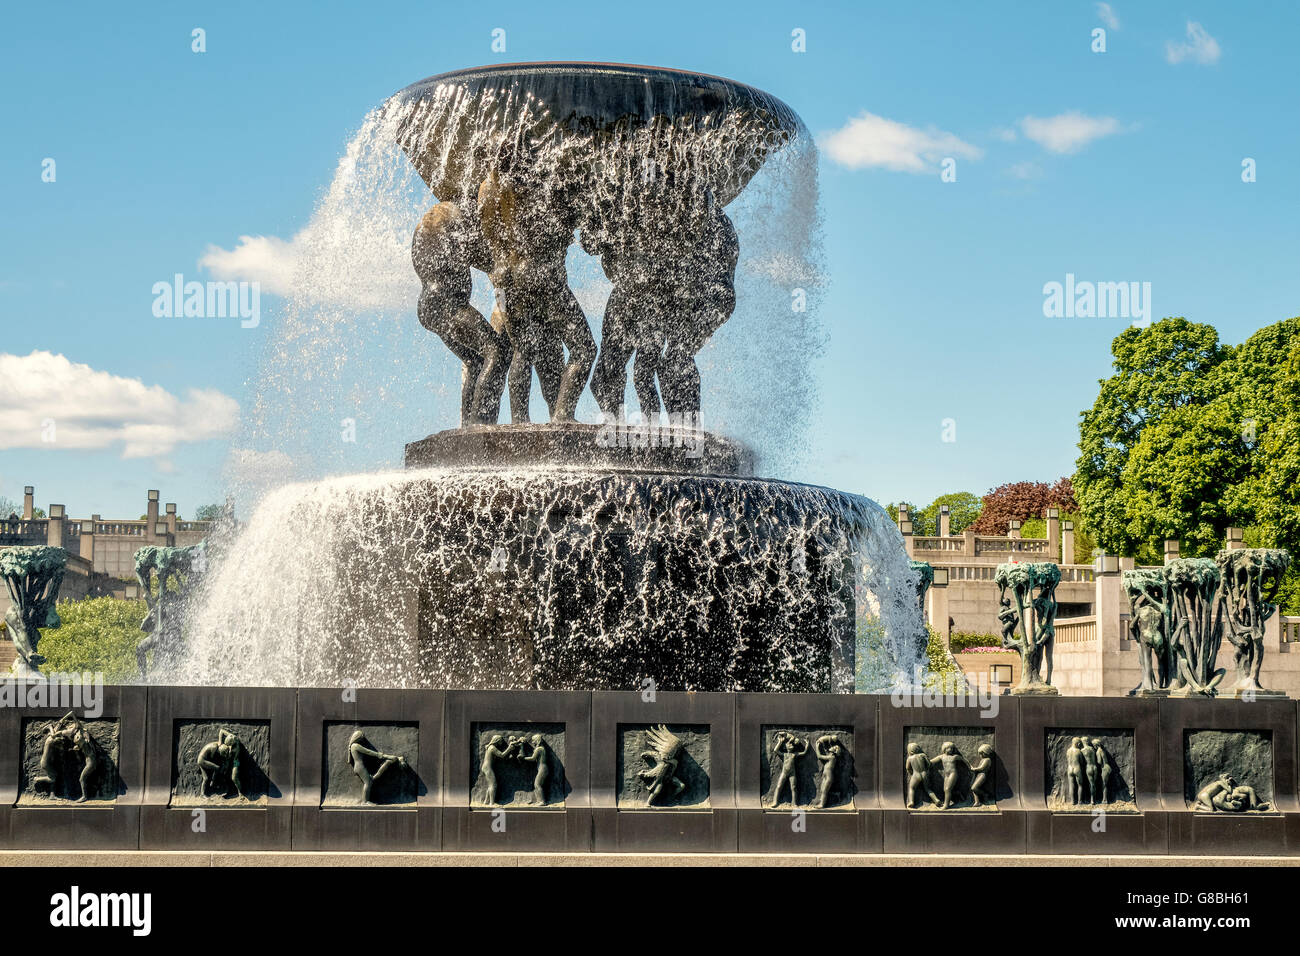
[896,504,909,532]
[1008,519,1021,539]
[1265,609,1282,658]
[900,518,915,557]
[1226,527,1245,551]
[1095,554,1124,658]
[1061,520,1075,565]
[1119,556,1136,571]
[166,503,177,535]
[146,490,160,543]
[963,528,977,560]
[22,486,34,520]
[154,520,174,548]
[46,504,64,547]
[926,566,950,639]
[938,504,951,537]
[78,520,95,561]
[1046,508,1060,561]
[1164,539,1180,565]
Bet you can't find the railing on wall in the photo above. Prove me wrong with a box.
[1055,615,1098,644]
[0,519,49,546]
[94,521,147,536]
[1283,617,1300,644]
[938,563,1095,583]
[911,537,965,552]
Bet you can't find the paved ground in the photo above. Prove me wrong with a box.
[3,851,1297,866]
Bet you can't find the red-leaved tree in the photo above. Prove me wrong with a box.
[967,478,1077,535]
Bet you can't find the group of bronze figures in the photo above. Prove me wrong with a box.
[1124,549,1292,697]
[14,714,1279,814]
[1060,737,1115,805]
[915,546,1292,700]
[768,731,848,809]
[1,516,228,683]
[478,732,550,805]
[904,741,996,809]
[411,172,737,427]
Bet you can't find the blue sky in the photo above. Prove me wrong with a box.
[2,0,1297,519]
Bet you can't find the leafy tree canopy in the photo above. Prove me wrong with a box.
[968,478,1076,535]
[1074,315,1300,608]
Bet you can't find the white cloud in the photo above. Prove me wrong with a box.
[1166,21,1220,65]
[0,351,238,458]
[1019,112,1123,153]
[821,112,983,173]
[1096,3,1120,30]
[199,234,300,297]
[991,127,1018,143]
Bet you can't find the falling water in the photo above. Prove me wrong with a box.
[183,65,924,691]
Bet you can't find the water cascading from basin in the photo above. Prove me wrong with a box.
[182,63,928,692]
[179,466,924,692]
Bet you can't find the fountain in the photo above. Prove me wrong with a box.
[180,63,925,693]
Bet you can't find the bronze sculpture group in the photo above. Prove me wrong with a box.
[196,729,247,799]
[1,545,67,678]
[479,732,551,806]
[904,740,995,809]
[411,173,737,428]
[134,543,207,680]
[1123,548,1291,698]
[30,711,99,802]
[768,731,848,809]
[1062,736,1114,805]
[994,562,1060,696]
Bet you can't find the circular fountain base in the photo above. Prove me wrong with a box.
[403,467,868,693]
[185,438,923,693]
[405,423,756,477]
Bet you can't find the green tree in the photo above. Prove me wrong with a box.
[1074,316,1300,610]
[194,503,224,522]
[884,501,925,533]
[1074,317,1226,556]
[914,492,982,536]
[37,596,148,682]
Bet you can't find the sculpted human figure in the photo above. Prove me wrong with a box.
[1064,736,1085,804]
[1124,571,1175,693]
[997,597,1018,649]
[968,744,995,807]
[638,725,687,805]
[63,713,98,802]
[521,733,549,805]
[412,202,511,426]
[653,204,738,418]
[480,733,519,805]
[583,205,673,421]
[931,741,970,809]
[905,743,940,809]
[814,734,843,809]
[1032,582,1058,686]
[346,731,408,804]
[135,543,207,679]
[31,720,64,794]
[770,732,808,806]
[1091,739,1112,803]
[197,730,245,799]
[1080,737,1100,804]
[478,148,595,423]
[1194,773,1271,813]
